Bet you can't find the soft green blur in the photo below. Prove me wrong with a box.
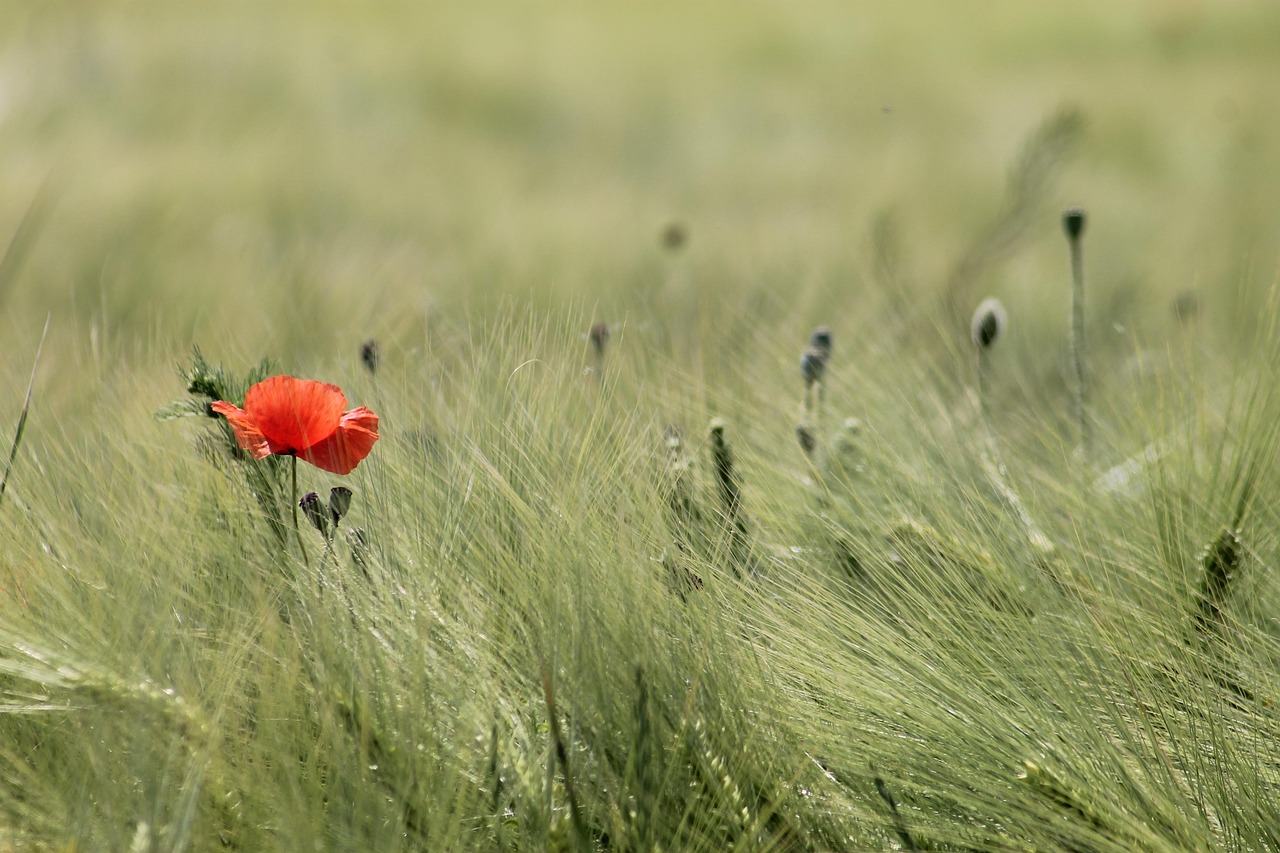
[2,2,1280,850]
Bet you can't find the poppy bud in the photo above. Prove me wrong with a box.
[971,298,1006,350]
[808,326,832,358]
[360,339,380,376]
[1062,206,1086,241]
[588,322,610,357]
[329,486,353,524]
[800,347,827,387]
[661,221,687,252]
[796,421,816,456]
[299,491,329,534]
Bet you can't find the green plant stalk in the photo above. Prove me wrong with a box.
[1069,235,1089,454]
[292,455,310,571]
[0,315,49,509]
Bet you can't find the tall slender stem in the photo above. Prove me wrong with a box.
[291,454,310,570]
[1064,206,1089,456]
[1070,237,1087,451]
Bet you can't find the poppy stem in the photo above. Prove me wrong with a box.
[291,455,311,571]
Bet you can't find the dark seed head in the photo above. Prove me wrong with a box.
[299,491,329,534]
[329,486,353,524]
[808,326,832,358]
[1062,206,1087,241]
[588,322,610,356]
[971,298,1007,350]
[796,422,816,456]
[661,221,687,252]
[1172,290,1200,323]
[800,347,827,386]
[360,339,380,376]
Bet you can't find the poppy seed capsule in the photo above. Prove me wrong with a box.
[796,422,816,456]
[808,326,832,358]
[661,221,687,252]
[1062,206,1086,240]
[971,298,1007,350]
[360,340,380,376]
[299,491,329,534]
[800,347,827,386]
[588,322,610,356]
[329,486,353,524]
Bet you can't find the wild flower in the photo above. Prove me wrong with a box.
[211,376,379,476]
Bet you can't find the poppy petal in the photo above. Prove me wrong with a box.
[300,407,379,475]
[243,376,347,455]
[210,401,271,459]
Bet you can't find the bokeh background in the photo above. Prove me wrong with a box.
[2,0,1279,421]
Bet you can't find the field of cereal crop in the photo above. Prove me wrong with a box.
[3,2,1280,849]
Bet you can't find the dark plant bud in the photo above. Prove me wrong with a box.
[971,297,1007,350]
[299,491,329,534]
[796,422,816,456]
[800,347,827,387]
[1062,206,1086,240]
[588,322,610,356]
[808,326,832,358]
[661,221,687,252]
[1172,290,1200,323]
[360,339,380,376]
[329,486,353,524]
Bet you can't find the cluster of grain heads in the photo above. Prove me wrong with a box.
[1063,205,1090,454]
[540,668,590,851]
[1195,526,1243,636]
[873,776,918,852]
[660,424,706,598]
[1019,760,1164,850]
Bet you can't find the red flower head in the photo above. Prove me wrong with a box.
[211,376,379,475]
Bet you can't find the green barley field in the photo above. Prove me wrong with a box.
[3,1,1280,850]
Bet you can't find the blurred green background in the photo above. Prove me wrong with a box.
[2,0,1279,410]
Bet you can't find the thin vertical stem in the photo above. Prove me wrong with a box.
[291,455,310,571]
[1069,235,1089,454]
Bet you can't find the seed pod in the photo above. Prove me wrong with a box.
[360,339,380,376]
[661,221,687,252]
[588,322,610,357]
[299,491,329,534]
[795,422,816,456]
[1062,206,1086,241]
[800,347,827,387]
[808,326,832,358]
[329,486,353,524]
[971,298,1007,350]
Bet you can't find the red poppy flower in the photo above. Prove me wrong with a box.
[211,376,379,475]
